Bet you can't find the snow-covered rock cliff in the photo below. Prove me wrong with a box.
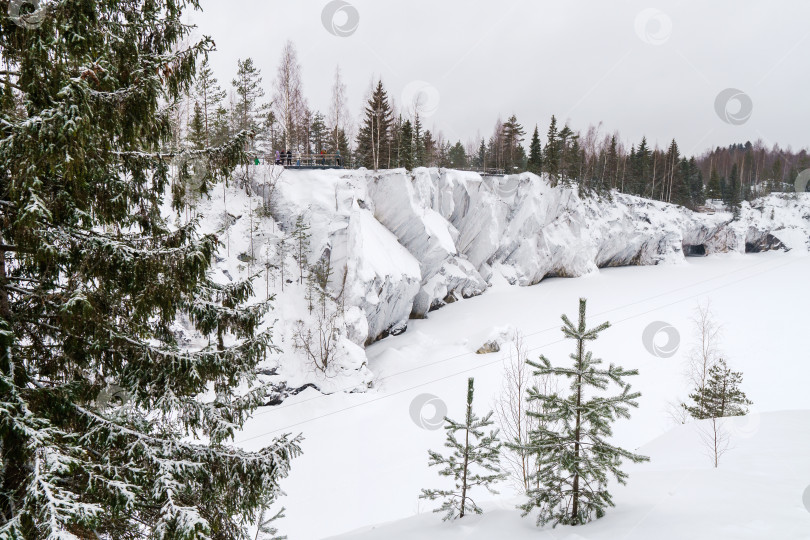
[270,167,808,336]
[189,166,810,394]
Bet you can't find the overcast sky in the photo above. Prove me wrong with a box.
[189,0,809,154]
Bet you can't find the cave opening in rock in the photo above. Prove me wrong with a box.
[683,244,707,256]
[745,233,786,253]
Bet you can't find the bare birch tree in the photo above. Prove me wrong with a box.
[685,301,722,418]
[328,64,349,151]
[667,302,723,426]
[698,415,730,468]
[273,40,306,151]
[495,332,558,494]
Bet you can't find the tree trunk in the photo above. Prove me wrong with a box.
[0,246,9,321]
[571,334,583,522]
[460,423,470,518]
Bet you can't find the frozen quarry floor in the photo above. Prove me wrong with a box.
[235,252,810,539]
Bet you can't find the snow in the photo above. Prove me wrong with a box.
[331,411,810,540]
[234,252,810,539]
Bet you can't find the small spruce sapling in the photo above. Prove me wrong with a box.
[276,236,289,292]
[521,298,649,526]
[687,358,752,420]
[420,378,506,520]
[292,214,311,284]
[686,358,752,467]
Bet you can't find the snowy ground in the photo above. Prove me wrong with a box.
[234,251,810,539]
[332,411,810,540]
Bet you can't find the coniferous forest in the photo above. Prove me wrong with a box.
[152,36,810,212]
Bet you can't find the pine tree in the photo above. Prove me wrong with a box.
[211,104,233,147]
[558,124,577,186]
[356,80,394,169]
[476,139,486,170]
[420,378,505,521]
[684,157,705,209]
[399,119,414,170]
[0,2,301,538]
[632,136,652,196]
[662,139,680,202]
[194,56,226,148]
[414,114,425,167]
[309,257,334,318]
[423,130,437,167]
[686,359,752,420]
[528,125,543,174]
[182,101,208,207]
[232,57,265,139]
[544,116,560,183]
[727,164,742,217]
[254,507,287,540]
[188,101,206,150]
[448,141,468,169]
[707,167,722,200]
[502,115,526,173]
[276,236,289,292]
[438,140,452,168]
[605,135,619,191]
[260,107,282,153]
[568,137,583,183]
[389,114,401,168]
[521,299,649,526]
[292,215,311,285]
[329,128,351,165]
[309,111,328,155]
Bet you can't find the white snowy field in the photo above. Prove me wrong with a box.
[234,251,810,539]
[332,411,810,540]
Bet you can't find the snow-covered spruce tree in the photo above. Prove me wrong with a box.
[686,358,752,420]
[420,378,505,520]
[0,2,301,538]
[521,298,649,526]
[291,214,311,285]
[685,357,752,468]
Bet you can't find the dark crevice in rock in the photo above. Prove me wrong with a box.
[683,244,707,256]
[745,233,788,253]
[263,383,319,406]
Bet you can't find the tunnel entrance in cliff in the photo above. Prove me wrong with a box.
[745,233,787,253]
[683,244,707,256]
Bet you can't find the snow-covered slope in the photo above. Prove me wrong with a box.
[188,167,810,394]
[330,410,810,540]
